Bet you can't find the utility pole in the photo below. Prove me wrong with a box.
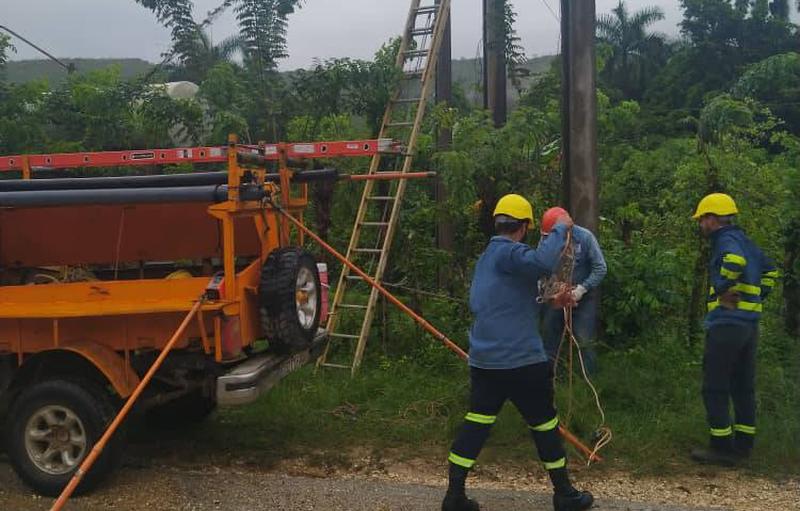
[483,0,507,127]
[560,0,599,233]
[435,0,455,288]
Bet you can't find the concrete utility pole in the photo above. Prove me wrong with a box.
[435,0,455,288]
[560,0,599,233]
[483,0,507,127]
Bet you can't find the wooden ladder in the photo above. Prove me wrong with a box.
[318,0,452,374]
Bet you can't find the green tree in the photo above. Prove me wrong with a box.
[647,0,796,112]
[287,40,401,135]
[503,1,528,95]
[732,52,800,134]
[596,1,666,100]
[0,33,14,71]
[199,62,251,143]
[135,0,198,66]
[234,0,303,77]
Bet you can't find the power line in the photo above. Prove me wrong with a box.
[537,0,561,24]
[0,24,75,74]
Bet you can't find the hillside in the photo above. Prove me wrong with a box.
[452,54,555,103]
[5,55,555,100]
[5,58,154,84]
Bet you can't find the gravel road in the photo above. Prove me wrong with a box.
[0,460,724,511]
[2,436,796,511]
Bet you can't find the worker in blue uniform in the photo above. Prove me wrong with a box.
[690,193,778,466]
[441,194,594,511]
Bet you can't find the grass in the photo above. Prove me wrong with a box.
[137,314,800,479]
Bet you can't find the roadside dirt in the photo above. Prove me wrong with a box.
[1,449,795,511]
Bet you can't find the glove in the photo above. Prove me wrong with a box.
[551,284,577,309]
[571,285,587,303]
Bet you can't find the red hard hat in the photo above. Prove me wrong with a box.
[541,207,568,234]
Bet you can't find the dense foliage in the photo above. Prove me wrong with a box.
[2,0,798,342]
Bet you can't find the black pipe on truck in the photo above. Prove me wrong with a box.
[0,168,339,192]
[0,172,229,191]
[0,185,266,207]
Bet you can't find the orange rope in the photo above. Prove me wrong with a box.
[549,229,612,465]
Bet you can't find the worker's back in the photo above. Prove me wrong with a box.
[468,229,566,370]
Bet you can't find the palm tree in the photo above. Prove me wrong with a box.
[173,28,243,82]
[596,1,666,99]
[137,0,302,80]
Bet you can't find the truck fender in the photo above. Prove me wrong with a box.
[56,340,140,398]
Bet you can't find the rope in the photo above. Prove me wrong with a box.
[544,228,612,465]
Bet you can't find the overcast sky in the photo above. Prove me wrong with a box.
[4,0,685,70]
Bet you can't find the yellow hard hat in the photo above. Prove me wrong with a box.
[692,193,738,219]
[493,194,534,224]
[165,269,193,280]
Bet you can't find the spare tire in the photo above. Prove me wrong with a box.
[260,248,322,353]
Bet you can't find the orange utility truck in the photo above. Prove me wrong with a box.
[0,136,400,495]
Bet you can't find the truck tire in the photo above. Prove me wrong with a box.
[260,248,322,353]
[5,379,125,497]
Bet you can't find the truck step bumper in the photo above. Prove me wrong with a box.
[216,330,326,407]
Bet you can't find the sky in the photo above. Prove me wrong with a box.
[3,0,685,70]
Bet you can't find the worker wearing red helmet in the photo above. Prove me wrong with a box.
[442,194,593,511]
[539,207,607,374]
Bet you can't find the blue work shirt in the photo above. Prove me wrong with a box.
[705,225,777,329]
[468,224,568,369]
[539,225,607,291]
[570,226,607,291]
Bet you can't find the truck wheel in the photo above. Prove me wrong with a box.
[5,379,124,497]
[260,248,322,353]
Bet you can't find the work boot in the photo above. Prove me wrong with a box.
[549,467,593,511]
[690,447,740,467]
[734,432,754,458]
[553,488,594,511]
[442,463,480,511]
[441,492,480,511]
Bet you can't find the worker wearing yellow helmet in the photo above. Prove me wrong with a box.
[442,194,593,511]
[690,193,779,466]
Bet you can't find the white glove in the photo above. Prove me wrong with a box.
[571,285,587,303]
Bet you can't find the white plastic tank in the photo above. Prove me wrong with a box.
[158,81,200,100]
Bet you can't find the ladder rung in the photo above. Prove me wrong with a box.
[353,248,382,254]
[320,363,352,369]
[346,275,365,280]
[415,6,438,16]
[404,70,424,79]
[393,97,422,104]
[368,196,395,201]
[329,333,360,340]
[404,49,431,58]
[338,303,368,309]
[361,222,390,227]
[410,28,434,37]
[387,122,414,128]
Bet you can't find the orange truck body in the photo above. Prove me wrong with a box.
[0,145,308,401]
